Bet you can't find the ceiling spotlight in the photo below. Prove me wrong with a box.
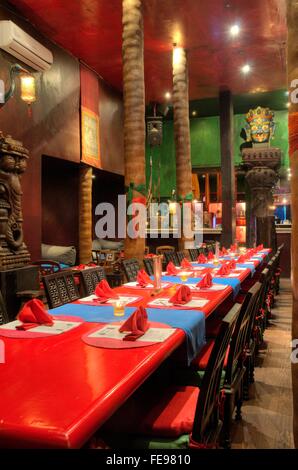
[286,102,290,108]
[192,110,197,116]
[165,92,171,100]
[230,24,240,37]
[241,64,251,74]
[285,90,289,96]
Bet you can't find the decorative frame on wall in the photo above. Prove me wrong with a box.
[81,106,101,168]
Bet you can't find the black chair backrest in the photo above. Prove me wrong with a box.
[259,268,270,310]
[205,242,216,254]
[122,258,140,282]
[191,303,241,443]
[80,267,106,296]
[0,290,9,325]
[189,249,199,261]
[143,258,154,276]
[244,282,262,349]
[225,283,261,384]
[42,271,80,309]
[164,251,179,267]
[176,251,185,264]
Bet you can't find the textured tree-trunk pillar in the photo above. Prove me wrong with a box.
[287,0,298,448]
[122,0,146,262]
[79,165,92,264]
[173,47,193,250]
[219,90,236,247]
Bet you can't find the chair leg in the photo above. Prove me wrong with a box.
[249,361,255,384]
[221,393,232,449]
[243,364,250,401]
[235,388,243,421]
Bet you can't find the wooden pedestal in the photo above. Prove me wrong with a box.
[0,265,39,321]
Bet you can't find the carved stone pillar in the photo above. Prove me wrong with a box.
[0,132,39,320]
[0,132,31,269]
[241,148,281,250]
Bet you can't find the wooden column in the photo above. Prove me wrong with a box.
[287,0,298,448]
[172,47,193,249]
[122,0,146,262]
[79,165,92,264]
[219,90,236,246]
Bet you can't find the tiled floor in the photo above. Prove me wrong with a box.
[232,278,294,449]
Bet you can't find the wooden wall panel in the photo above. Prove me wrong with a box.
[0,4,80,259]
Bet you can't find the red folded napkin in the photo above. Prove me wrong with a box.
[229,260,236,270]
[181,258,192,269]
[222,246,228,255]
[237,255,247,263]
[73,264,86,270]
[137,269,153,287]
[197,253,207,263]
[207,251,214,260]
[167,261,178,275]
[257,244,264,251]
[196,272,213,288]
[16,299,54,330]
[119,305,150,341]
[230,244,237,252]
[94,279,118,301]
[219,250,223,257]
[169,284,192,305]
[217,263,231,275]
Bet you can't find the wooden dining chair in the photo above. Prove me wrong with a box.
[122,258,141,282]
[176,251,186,264]
[143,258,154,276]
[242,282,262,398]
[164,251,179,267]
[100,303,240,449]
[156,245,174,256]
[188,249,199,261]
[42,271,80,309]
[79,267,106,296]
[221,283,261,447]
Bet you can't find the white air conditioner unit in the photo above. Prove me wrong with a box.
[0,20,53,72]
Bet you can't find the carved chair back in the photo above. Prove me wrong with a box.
[122,258,141,282]
[164,251,179,267]
[191,303,241,444]
[79,267,107,296]
[42,271,80,309]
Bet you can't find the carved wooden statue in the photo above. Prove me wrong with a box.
[0,132,30,269]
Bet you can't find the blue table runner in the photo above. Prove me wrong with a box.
[160,275,241,298]
[50,304,206,366]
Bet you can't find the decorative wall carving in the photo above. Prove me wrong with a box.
[0,132,30,269]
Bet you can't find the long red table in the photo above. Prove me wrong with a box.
[0,266,253,448]
[0,321,184,448]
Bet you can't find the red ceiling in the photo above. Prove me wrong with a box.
[9,0,287,102]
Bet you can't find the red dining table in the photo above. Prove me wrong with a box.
[0,268,251,449]
[0,320,184,448]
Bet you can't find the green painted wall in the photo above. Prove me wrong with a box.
[146,120,176,198]
[146,110,289,198]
